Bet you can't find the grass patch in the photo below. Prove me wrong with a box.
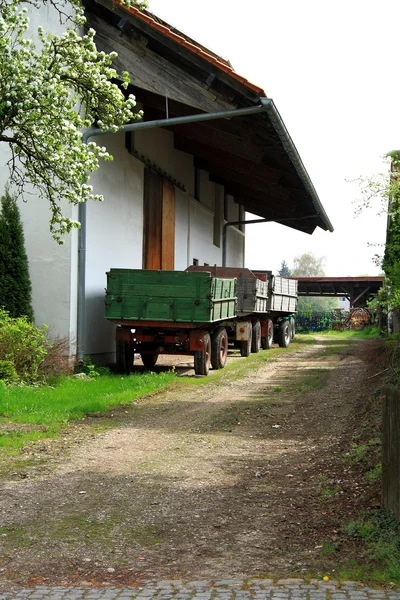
[0,371,176,451]
[316,475,341,501]
[316,326,382,340]
[338,509,400,585]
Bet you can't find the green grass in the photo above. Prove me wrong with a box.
[315,326,382,340]
[337,509,400,585]
[0,371,176,451]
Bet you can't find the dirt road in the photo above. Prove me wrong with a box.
[0,336,385,586]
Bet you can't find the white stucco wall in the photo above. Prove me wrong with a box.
[226,226,245,268]
[134,128,243,270]
[83,130,246,360]
[174,188,189,270]
[135,128,195,196]
[0,148,78,347]
[85,132,144,359]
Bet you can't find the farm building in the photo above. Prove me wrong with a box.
[0,1,333,363]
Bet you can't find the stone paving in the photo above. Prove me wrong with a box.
[0,579,399,600]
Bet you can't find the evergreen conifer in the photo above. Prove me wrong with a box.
[0,191,33,321]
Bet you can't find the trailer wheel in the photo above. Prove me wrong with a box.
[278,320,291,348]
[240,323,252,357]
[211,327,228,370]
[141,353,158,369]
[251,321,261,353]
[116,341,134,374]
[261,319,274,350]
[289,317,296,340]
[194,332,211,375]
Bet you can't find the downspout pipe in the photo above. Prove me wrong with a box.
[77,99,271,362]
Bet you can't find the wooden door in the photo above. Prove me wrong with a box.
[143,169,175,270]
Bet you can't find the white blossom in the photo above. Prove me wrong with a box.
[0,0,147,243]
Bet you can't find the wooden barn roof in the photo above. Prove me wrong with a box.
[84,0,333,235]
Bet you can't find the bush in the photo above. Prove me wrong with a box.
[0,308,49,382]
[38,335,73,378]
[0,360,18,384]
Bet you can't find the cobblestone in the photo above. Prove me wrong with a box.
[0,579,399,600]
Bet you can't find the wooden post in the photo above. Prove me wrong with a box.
[382,385,400,519]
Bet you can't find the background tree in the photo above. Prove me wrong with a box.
[292,252,325,277]
[291,251,337,312]
[0,0,146,242]
[0,191,33,320]
[355,151,400,310]
[278,260,292,277]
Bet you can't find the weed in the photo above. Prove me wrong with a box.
[366,463,382,481]
[318,540,340,556]
[340,509,400,584]
[317,475,340,501]
[346,439,381,472]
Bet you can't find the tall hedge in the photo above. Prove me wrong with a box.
[0,191,33,321]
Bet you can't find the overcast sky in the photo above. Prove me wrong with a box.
[148,0,400,276]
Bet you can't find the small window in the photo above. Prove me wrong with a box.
[193,258,199,266]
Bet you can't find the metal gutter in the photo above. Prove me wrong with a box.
[77,100,272,361]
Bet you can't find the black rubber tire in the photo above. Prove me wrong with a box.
[289,317,296,340]
[141,353,158,369]
[251,321,261,353]
[240,323,252,357]
[261,319,274,350]
[211,327,228,370]
[116,341,133,374]
[278,320,291,348]
[194,332,211,375]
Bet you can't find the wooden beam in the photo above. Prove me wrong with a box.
[161,181,175,270]
[165,122,265,162]
[87,12,236,113]
[202,162,290,201]
[174,136,283,184]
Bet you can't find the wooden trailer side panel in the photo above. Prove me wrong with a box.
[267,277,298,312]
[105,269,236,323]
[236,277,269,313]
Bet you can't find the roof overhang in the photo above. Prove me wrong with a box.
[295,277,384,304]
[84,0,333,235]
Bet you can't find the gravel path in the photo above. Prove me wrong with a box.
[0,337,389,593]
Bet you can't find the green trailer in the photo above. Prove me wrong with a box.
[105,267,297,376]
[105,269,237,375]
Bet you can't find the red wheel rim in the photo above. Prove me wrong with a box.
[220,334,228,362]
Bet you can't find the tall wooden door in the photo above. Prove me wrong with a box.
[143,169,175,270]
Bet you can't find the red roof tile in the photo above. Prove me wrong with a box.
[113,1,265,95]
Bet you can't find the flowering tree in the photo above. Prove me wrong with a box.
[0,0,146,242]
[355,153,399,308]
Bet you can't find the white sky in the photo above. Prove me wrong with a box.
[148,0,400,276]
